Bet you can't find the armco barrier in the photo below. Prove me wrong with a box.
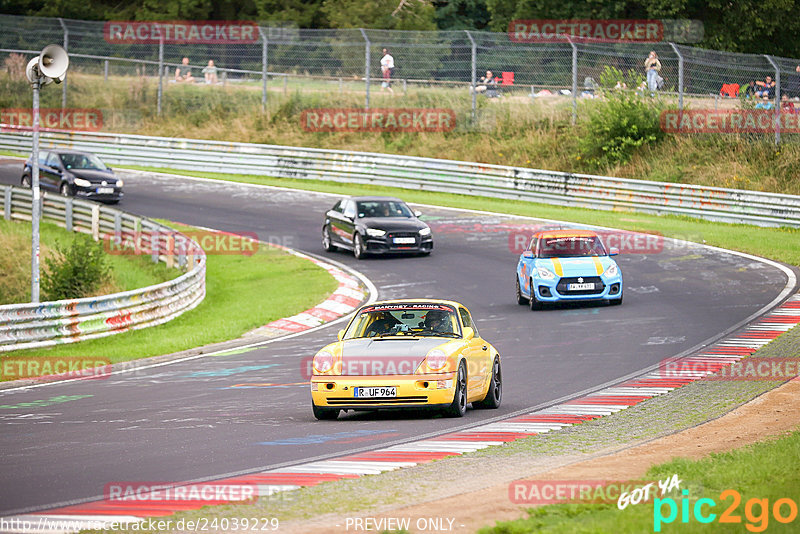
[1,128,798,227]
[0,185,206,353]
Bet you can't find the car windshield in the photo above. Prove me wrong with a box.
[357,200,413,218]
[59,153,108,171]
[537,235,607,258]
[344,303,461,339]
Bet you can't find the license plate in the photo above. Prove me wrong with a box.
[393,237,416,244]
[354,386,397,398]
[97,187,114,194]
[568,282,595,291]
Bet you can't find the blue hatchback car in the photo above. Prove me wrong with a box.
[515,229,623,310]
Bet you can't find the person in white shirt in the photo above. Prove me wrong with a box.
[381,48,394,94]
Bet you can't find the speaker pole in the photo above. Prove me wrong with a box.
[31,77,41,303]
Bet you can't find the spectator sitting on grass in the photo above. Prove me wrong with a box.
[781,94,796,112]
[755,76,775,99]
[744,80,758,98]
[175,57,194,83]
[475,70,496,93]
[202,60,219,84]
[755,96,774,110]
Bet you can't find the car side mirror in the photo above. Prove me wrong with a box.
[414,210,422,218]
[522,251,534,259]
[337,329,345,341]
[609,247,619,256]
[462,327,474,340]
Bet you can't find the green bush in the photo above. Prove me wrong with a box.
[41,235,111,301]
[578,92,666,168]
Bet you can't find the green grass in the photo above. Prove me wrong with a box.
[481,430,800,533]
[0,218,175,304]
[4,220,339,365]
[124,166,800,268]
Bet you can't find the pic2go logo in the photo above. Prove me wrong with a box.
[654,489,798,532]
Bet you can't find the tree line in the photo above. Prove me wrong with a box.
[4,0,800,57]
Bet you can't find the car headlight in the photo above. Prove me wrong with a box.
[366,228,386,237]
[73,178,91,188]
[536,266,556,280]
[312,350,334,373]
[116,179,124,187]
[605,264,619,277]
[424,349,447,371]
[419,227,431,236]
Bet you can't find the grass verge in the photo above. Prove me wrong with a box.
[3,220,339,368]
[0,218,174,304]
[482,430,800,533]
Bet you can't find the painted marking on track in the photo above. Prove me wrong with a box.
[184,364,277,378]
[0,394,93,410]
[224,382,308,389]
[259,429,398,446]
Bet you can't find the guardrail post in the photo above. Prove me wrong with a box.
[114,211,121,237]
[165,234,174,268]
[151,229,159,264]
[157,30,164,116]
[259,27,268,113]
[765,55,781,145]
[669,43,684,112]
[65,197,73,231]
[4,186,10,221]
[569,37,577,125]
[360,28,371,109]
[91,204,100,241]
[465,30,477,121]
[177,235,186,268]
[58,18,68,109]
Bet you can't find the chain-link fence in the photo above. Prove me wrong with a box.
[2,14,799,142]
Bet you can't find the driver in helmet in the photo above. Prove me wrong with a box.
[424,309,453,334]
[364,311,399,337]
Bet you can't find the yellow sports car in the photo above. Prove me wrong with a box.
[310,299,502,420]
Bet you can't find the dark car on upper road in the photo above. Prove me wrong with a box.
[322,196,433,259]
[21,149,123,204]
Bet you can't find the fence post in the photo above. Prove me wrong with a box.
[104,59,109,82]
[765,55,781,145]
[360,28,371,109]
[569,37,577,125]
[58,18,68,109]
[465,30,477,120]
[157,30,164,116]
[669,42,684,112]
[259,27,268,113]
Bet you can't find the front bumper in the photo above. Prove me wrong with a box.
[75,186,123,202]
[364,234,433,255]
[534,274,623,302]
[311,373,455,410]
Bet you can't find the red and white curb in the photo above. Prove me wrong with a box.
[6,292,799,533]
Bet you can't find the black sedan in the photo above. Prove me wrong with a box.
[21,149,123,204]
[322,196,433,259]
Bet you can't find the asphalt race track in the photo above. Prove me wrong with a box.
[0,161,795,515]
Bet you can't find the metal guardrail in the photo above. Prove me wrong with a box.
[0,185,206,353]
[1,129,798,227]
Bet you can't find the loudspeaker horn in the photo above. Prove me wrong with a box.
[38,44,69,80]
